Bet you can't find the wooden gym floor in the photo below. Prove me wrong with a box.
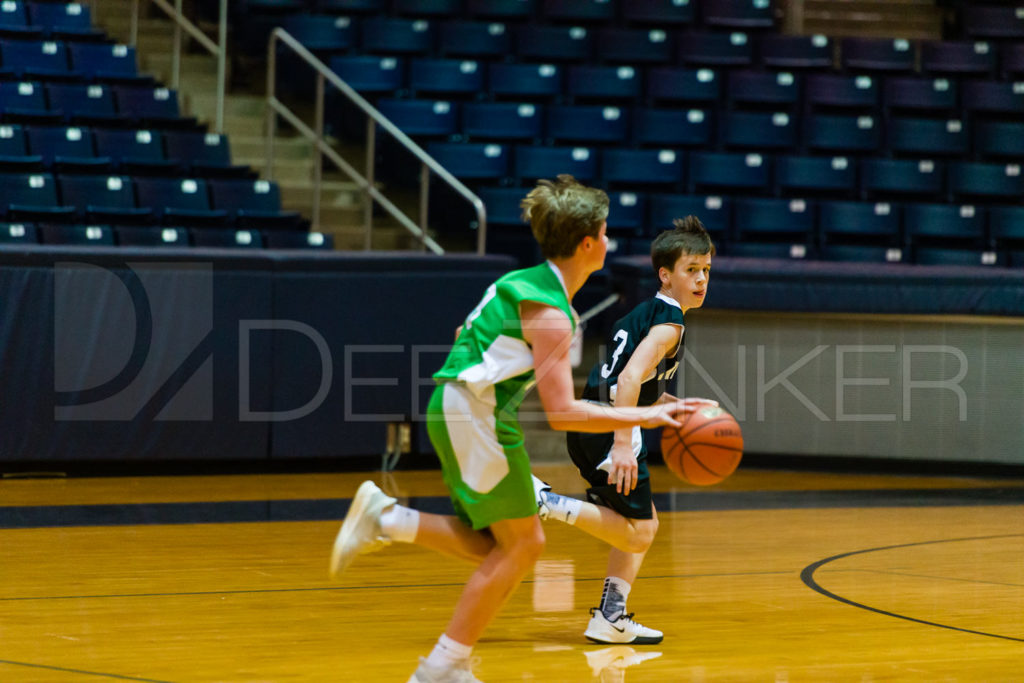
[2,463,1024,682]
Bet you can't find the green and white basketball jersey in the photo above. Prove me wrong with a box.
[434,262,577,424]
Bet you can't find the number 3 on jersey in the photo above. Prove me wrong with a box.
[600,329,628,379]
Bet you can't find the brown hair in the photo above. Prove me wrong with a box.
[520,174,609,259]
[651,215,716,275]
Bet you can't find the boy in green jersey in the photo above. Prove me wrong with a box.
[330,176,705,683]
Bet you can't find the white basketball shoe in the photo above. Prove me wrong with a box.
[407,657,483,683]
[329,480,396,578]
[584,608,664,645]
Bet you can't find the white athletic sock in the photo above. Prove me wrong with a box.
[425,634,473,669]
[599,576,632,621]
[378,504,419,543]
[539,490,582,525]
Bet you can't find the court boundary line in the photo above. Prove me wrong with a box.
[800,533,1024,643]
[0,658,174,682]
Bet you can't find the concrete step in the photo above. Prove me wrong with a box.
[232,134,315,161]
[278,179,363,208]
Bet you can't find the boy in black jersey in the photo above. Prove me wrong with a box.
[534,216,718,645]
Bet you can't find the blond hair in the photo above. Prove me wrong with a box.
[520,174,609,259]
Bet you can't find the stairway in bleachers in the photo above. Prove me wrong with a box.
[801,0,944,40]
[90,0,424,250]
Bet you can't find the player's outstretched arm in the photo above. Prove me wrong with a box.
[521,302,697,433]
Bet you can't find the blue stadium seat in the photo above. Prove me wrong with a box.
[0,221,37,243]
[727,69,801,109]
[804,73,879,112]
[731,197,816,259]
[775,155,856,197]
[920,40,996,77]
[279,14,356,53]
[437,20,510,59]
[93,128,176,175]
[115,86,187,127]
[0,123,33,163]
[0,80,54,125]
[27,2,98,39]
[392,0,461,18]
[409,59,483,96]
[757,34,832,70]
[623,0,696,26]
[804,114,881,154]
[546,105,629,144]
[427,141,510,179]
[41,224,115,246]
[513,145,597,182]
[313,0,386,13]
[595,28,674,65]
[59,174,152,224]
[466,0,537,20]
[164,130,249,177]
[988,205,1024,266]
[191,228,264,248]
[840,37,915,74]
[328,56,404,93]
[960,80,1024,119]
[0,1,32,38]
[904,202,992,265]
[632,107,711,147]
[566,65,641,102]
[0,171,74,221]
[948,161,1024,201]
[68,43,147,84]
[999,43,1024,80]
[688,151,770,194]
[645,66,721,104]
[607,191,646,236]
[477,186,526,225]
[47,83,125,126]
[963,4,1024,40]
[516,25,592,62]
[974,121,1024,160]
[264,230,334,249]
[860,158,944,200]
[886,117,969,158]
[116,226,190,247]
[701,0,775,30]
[134,177,229,226]
[647,194,731,239]
[720,110,797,150]
[543,0,615,23]
[209,178,302,230]
[601,148,685,188]
[818,199,904,263]
[678,31,754,67]
[25,124,108,172]
[462,101,543,141]
[360,18,434,55]
[0,39,71,80]
[487,62,562,99]
[882,76,957,116]
[377,98,459,137]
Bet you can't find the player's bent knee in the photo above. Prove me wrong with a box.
[625,518,658,553]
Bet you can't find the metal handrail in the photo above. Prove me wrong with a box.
[266,28,487,255]
[129,0,227,133]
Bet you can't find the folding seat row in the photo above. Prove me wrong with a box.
[244,0,772,29]
[475,186,1024,266]
[0,1,101,40]
[0,82,186,128]
[0,124,249,177]
[0,221,332,249]
[960,4,1024,41]
[429,142,1024,203]
[838,36,1024,81]
[0,173,301,229]
[0,40,145,82]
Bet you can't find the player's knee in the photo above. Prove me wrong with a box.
[506,524,545,566]
[625,518,658,553]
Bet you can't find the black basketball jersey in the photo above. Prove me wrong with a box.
[581,292,685,407]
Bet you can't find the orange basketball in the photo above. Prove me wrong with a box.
[661,405,743,485]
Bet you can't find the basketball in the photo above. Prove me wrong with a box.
[661,405,743,485]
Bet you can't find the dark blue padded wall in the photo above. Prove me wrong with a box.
[0,247,515,462]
